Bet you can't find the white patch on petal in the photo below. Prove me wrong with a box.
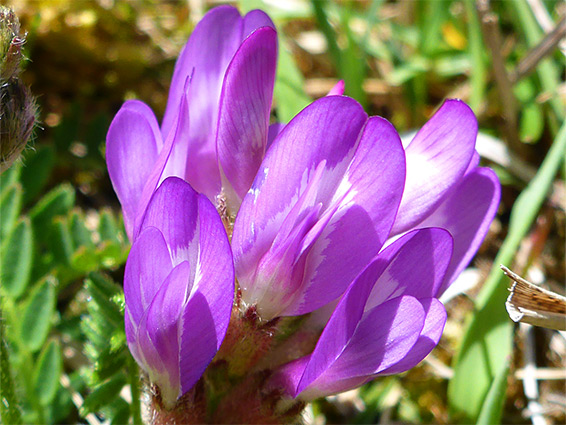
[364,267,404,311]
[190,259,204,297]
[171,245,190,267]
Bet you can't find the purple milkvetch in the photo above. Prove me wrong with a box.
[231,96,407,320]
[232,96,499,320]
[272,227,453,400]
[232,95,499,397]
[106,5,277,240]
[123,177,234,408]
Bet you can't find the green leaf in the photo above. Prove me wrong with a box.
[274,34,312,123]
[464,0,487,112]
[87,272,122,299]
[98,209,119,243]
[477,356,510,425]
[33,340,63,405]
[1,328,22,424]
[19,277,57,352]
[84,274,123,326]
[510,0,564,122]
[69,210,94,249]
[49,372,84,424]
[519,103,544,143]
[1,217,33,299]
[81,374,126,415]
[340,9,368,108]
[29,184,75,238]
[48,217,74,266]
[0,183,23,241]
[0,163,21,197]
[449,121,566,422]
[20,145,55,205]
[94,346,127,382]
[110,399,131,425]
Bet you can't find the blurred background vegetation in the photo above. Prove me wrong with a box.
[1,0,564,424]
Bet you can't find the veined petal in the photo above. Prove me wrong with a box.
[291,116,406,315]
[418,167,500,295]
[161,5,242,140]
[298,296,424,396]
[132,97,189,239]
[392,100,477,234]
[138,261,191,407]
[162,78,191,181]
[188,193,234,342]
[124,227,173,326]
[233,96,367,305]
[119,100,163,150]
[161,6,275,199]
[364,228,453,310]
[141,178,234,368]
[266,122,284,151]
[106,100,161,238]
[242,9,276,35]
[217,26,278,211]
[378,298,446,375]
[178,291,223,395]
[140,177,200,267]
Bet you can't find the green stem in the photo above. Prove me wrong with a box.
[128,355,142,425]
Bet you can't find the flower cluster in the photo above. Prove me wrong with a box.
[106,5,500,422]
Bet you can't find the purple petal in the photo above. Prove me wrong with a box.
[365,228,453,310]
[327,80,345,96]
[378,298,446,375]
[132,105,186,239]
[291,116,405,314]
[106,100,161,238]
[267,122,284,151]
[138,261,191,405]
[232,96,368,304]
[162,78,191,181]
[217,26,278,210]
[242,9,276,35]
[187,193,234,341]
[140,177,200,266]
[161,6,275,199]
[298,296,424,395]
[177,194,235,395]
[418,167,501,294]
[272,355,370,401]
[392,100,477,234]
[141,178,235,376]
[299,376,371,401]
[125,307,143,367]
[161,6,242,140]
[124,227,173,326]
[179,291,222,394]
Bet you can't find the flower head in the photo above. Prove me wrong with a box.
[124,177,234,408]
[106,5,277,239]
[232,96,499,321]
[257,97,500,399]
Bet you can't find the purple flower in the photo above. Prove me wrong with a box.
[124,177,234,408]
[272,228,453,400]
[245,97,500,399]
[106,5,277,239]
[231,96,499,321]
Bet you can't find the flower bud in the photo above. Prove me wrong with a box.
[0,7,37,174]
